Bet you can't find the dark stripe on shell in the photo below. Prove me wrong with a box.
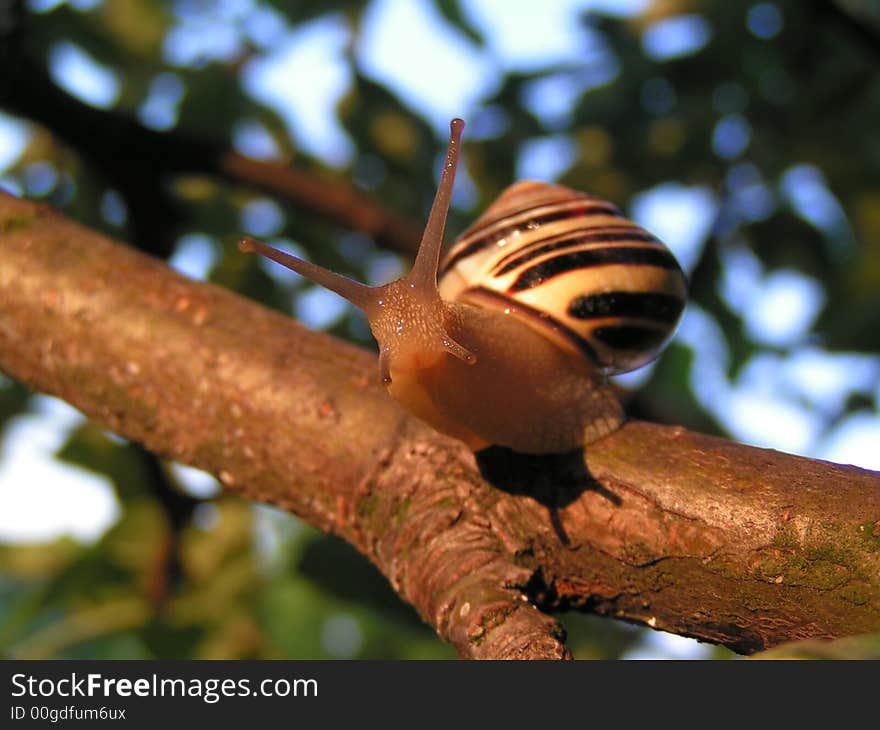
[491,224,649,273]
[509,247,681,292]
[592,325,669,352]
[567,292,685,323]
[494,232,660,276]
[440,203,622,275]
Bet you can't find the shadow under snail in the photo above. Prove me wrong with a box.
[240,119,687,455]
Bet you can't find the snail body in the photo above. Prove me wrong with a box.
[241,119,686,454]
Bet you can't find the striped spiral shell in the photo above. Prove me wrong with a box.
[438,181,687,375]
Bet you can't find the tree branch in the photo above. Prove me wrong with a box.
[0,53,422,255]
[1,191,879,658]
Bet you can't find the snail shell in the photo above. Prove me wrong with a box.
[439,181,687,375]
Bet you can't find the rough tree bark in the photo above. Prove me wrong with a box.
[1,191,879,659]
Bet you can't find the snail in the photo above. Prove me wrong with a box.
[240,119,686,455]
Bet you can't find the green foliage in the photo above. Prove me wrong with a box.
[1,0,878,659]
[752,631,880,659]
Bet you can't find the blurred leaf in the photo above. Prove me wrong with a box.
[9,595,152,659]
[431,0,486,46]
[297,534,426,629]
[0,377,30,431]
[97,0,170,59]
[263,0,366,26]
[0,537,83,580]
[178,499,254,583]
[562,612,644,660]
[634,343,725,435]
[752,632,880,659]
[744,212,830,277]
